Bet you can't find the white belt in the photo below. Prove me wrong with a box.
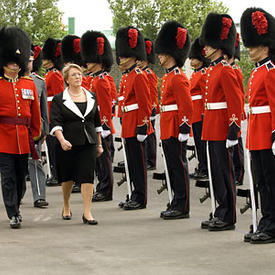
[192,95,203,101]
[160,104,178,112]
[47,96,54,102]
[250,105,271,114]
[206,102,227,110]
[123,103,139,112]
[118,96,124,102]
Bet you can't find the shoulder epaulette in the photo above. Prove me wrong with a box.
[174,68,181,75]
[221,60,229,66]
[201,68,206,74]
[146,68,151,74]
[232,64,238,70]
[0,77,2,80]
[135,68,142,74]
[36,74,45,81]
[99,73,105,79]
[22,76,33,80]
[103,72,109,76]
[266,61,275,71]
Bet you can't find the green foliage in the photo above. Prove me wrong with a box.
[0,0,67,45]
[107,0,228,40]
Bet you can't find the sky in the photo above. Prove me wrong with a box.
[58,0,275,36]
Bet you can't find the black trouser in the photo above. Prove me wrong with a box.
[192,121,207,174]
[125,137,147,205]
[162,137,189,213]
[46,135,58,179]
[95,134,114,198]
[110,134,115,163]
[145,119,157,167]
[251,149,275,236]
[0,153,28,219]
[232,136,245,185]
[208,141,236,224]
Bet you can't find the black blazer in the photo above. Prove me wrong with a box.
[50,88,102,146]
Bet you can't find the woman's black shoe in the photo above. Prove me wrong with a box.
[62,210,72,220]
[82,214,98,225]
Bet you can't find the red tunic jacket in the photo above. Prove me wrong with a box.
[246,59,275,150]
[202,59,242,141]
[44,68,64,117]
[103,72,117,118]
[190,67,206,124]
[120,66,153,138]
[89,71,114,133]
[160,67,193,140]
[143,67,159,115]
[0,76,41,154]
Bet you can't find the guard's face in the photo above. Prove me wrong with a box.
[158,54,168,67]
[190,58,203,69]
[6,62,19,71]
[248,46,268,62]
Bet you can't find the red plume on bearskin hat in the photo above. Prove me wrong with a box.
[31,45,42,73]
[81,30,113,71]
[189,38,210,67]
[144,38,155,64]
[61,35,85,67]
[240,7,275,49]
[115,26,146,61]
[42,37,63,71]
[234,33,241,60]
[199,13,236,58]
[0,26,31,77]
[155,21,190,68]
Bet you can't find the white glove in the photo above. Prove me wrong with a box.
[272,141,275,155]
[226,139,238,148]
[178,133,189,142]
[137,134,147,142]
[101,130,111,139]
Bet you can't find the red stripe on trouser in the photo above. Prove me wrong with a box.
[228,149,236,224]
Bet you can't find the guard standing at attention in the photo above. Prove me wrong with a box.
[115,26,153,210]
[0,26,41,228]
[241,7,275,244]
[199,13,242,231]
[155,21,193,220]
[42,38,64,186]
[189,38,210,180]
[137,38,159,171]
[81,30,114,202]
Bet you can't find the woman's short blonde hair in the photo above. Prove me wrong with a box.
[62,63,83,86]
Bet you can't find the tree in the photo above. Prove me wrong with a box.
[0,0,67,45]
[107,0,228,40]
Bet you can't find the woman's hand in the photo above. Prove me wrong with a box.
[96,145,104,157]
[60,139,72,151]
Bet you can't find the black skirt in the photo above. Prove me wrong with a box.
[56,143,96,184]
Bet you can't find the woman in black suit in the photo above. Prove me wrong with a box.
[50,63,103,225]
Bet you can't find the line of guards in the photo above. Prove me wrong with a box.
[0,7,274,245]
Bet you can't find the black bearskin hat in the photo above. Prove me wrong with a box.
[155,21,190,68]
[0,26,31,77]
[42,38,63,70]
[81,30,113,70]
[199,13,236,58]
[189,38,210,67]
[31,44,42,73]
[61,35,84,66]
[234,33,241,60]
[115,26,146,61]
[144,38,155,64]
[240,7,275,49]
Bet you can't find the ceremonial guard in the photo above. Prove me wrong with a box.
[27,48,49,208]
[155,21,193,219]
[137,38,159,170]
[241,8,275,244]
[224,33,245,186]
[42,38,64,186]
[81,30,114,201]
[199,13,242,231]
[0,26,41,228]
[189,38,210,179]
[61,34,90,91]
[115,26,153,210]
